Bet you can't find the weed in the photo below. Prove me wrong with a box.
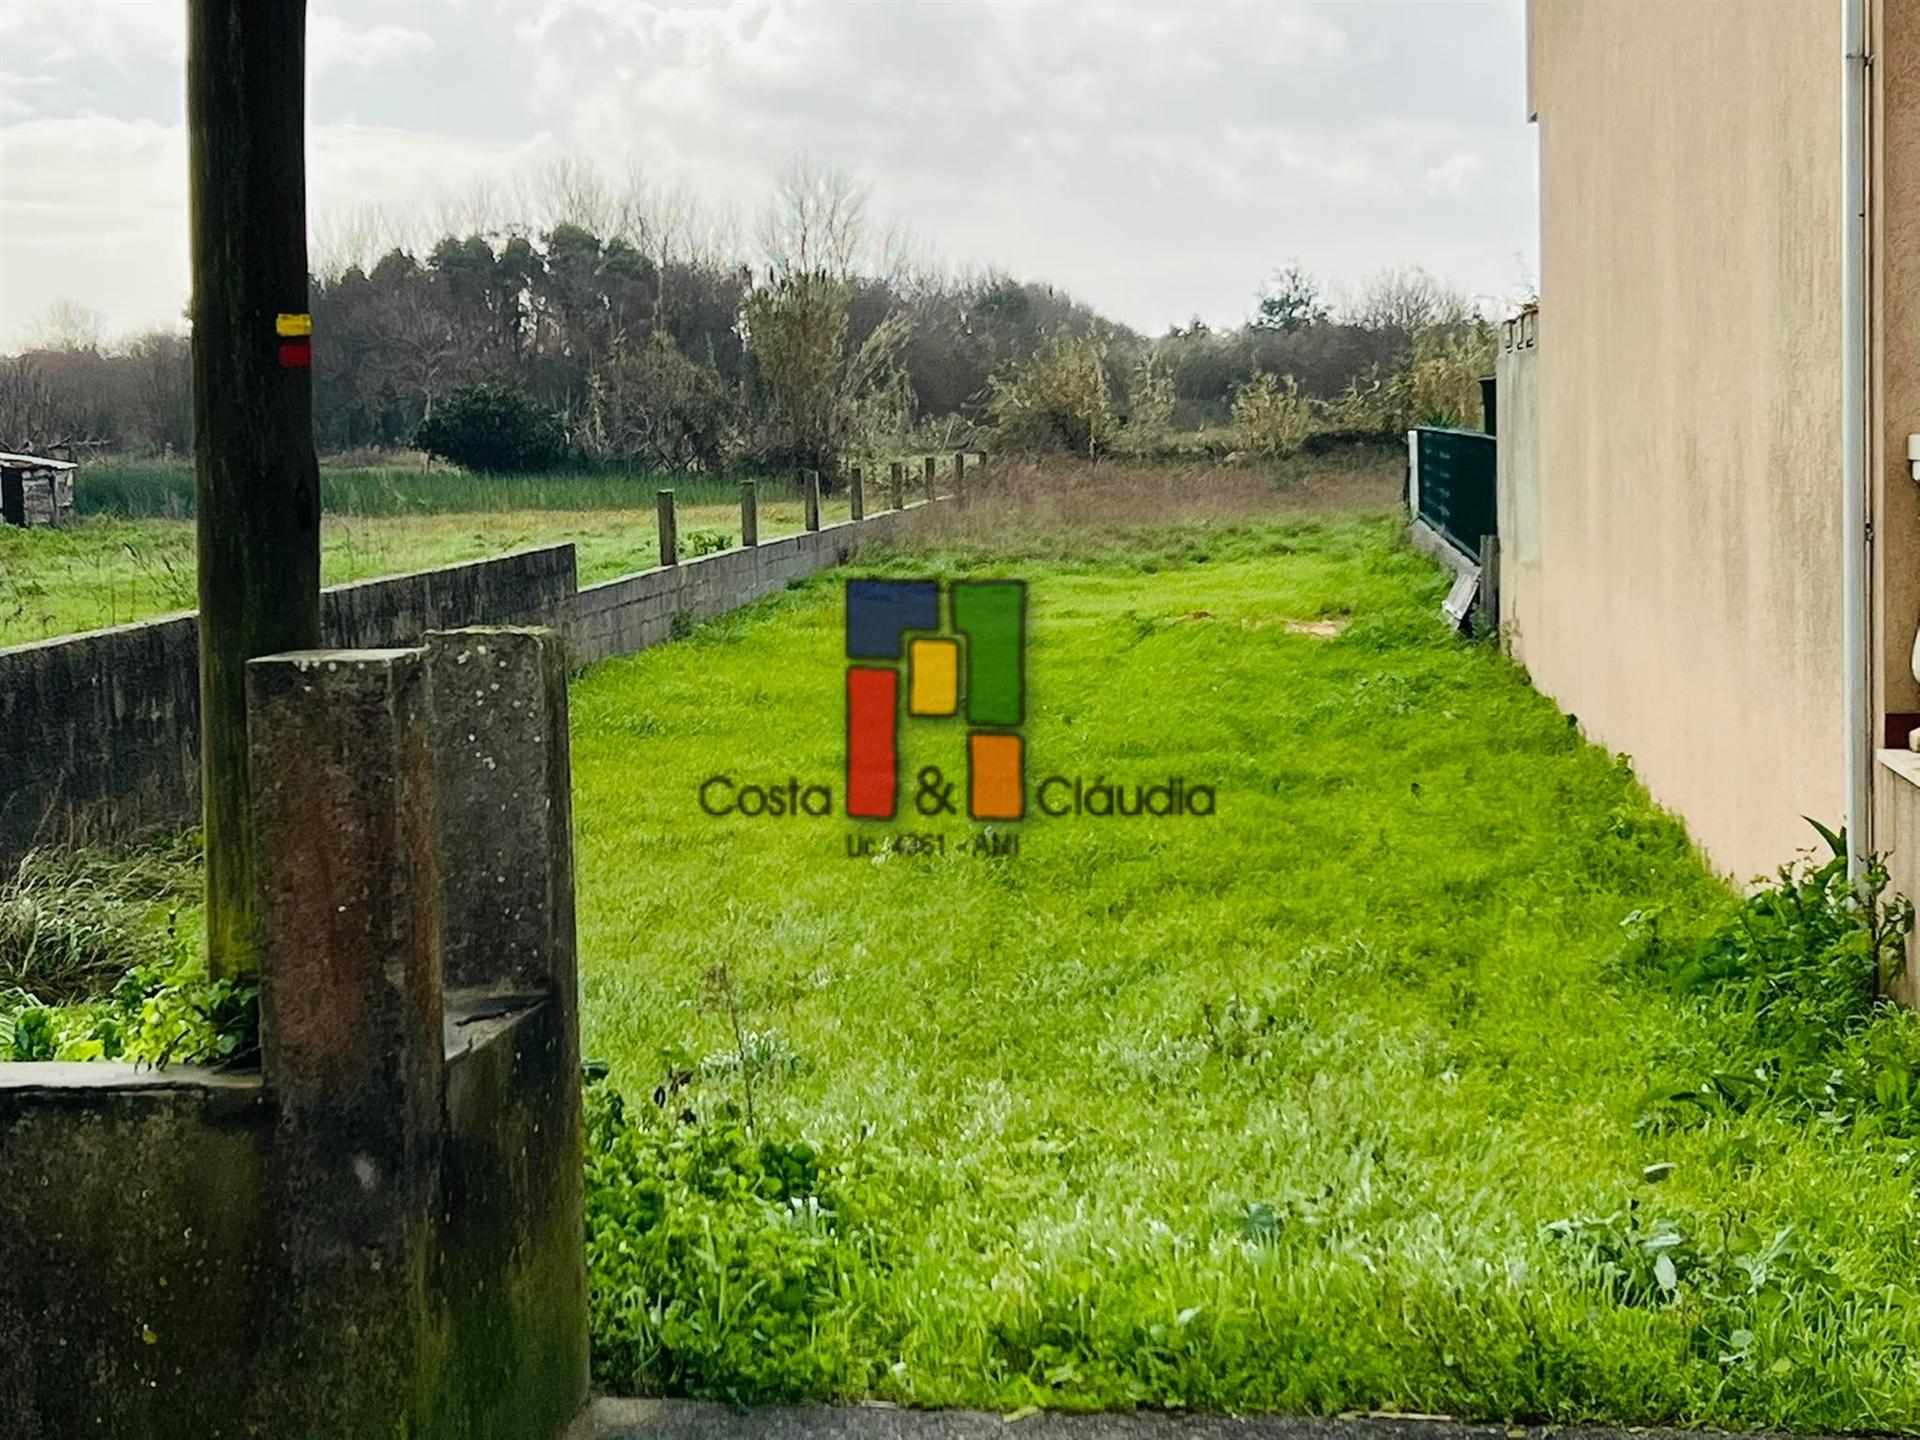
[683,530,733,559]
[0,841,197,1003]
[0,841,257,1067]
[583,1072,886,1401]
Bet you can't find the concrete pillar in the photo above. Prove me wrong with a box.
[850,465,866,523]
[423,627,577,1001]
[420,624,588,1426]
[247,645,444,1426]
[890,461,904,510]
[740,479,758,547]
[656,489,678,567]
[804,469,821,531]
[923,455,937,504]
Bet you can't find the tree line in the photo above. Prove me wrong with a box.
[0,160,1501,474]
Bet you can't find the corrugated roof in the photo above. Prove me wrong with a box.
[0,453,79,471]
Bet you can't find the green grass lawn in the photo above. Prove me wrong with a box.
[0,487,833,647]
[568,513,1920,1427]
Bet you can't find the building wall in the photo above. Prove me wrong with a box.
[1529,0,1847,881]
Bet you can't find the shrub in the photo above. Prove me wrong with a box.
[742,272,913,476]
[1406,322,1495,429]
[1230,372,1314,459]
[587,333,743,473]
[1323,322,1497,437]
[415,383,567,473]
[1324,362,1405,438]
[1118,353,1176,457]
[986,331,1116,457]
[683,530,733,559]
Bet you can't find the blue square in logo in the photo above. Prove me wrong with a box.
[845,579,939,660]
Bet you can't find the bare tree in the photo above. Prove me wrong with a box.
[528,155,618,237]
[0,357,60,446]
[1345,266,1473,334]
[311,201,412,279]
[129,330,193,452]
[24,298,107,353]
[757,156,870,279]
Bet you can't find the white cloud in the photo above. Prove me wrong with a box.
[1424,152,1491,197]
[0,0,1539,340]
[308,15,435,74]
[0,116,559,344]
[0,1,184,73]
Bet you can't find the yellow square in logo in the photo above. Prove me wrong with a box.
[908,638,959,716]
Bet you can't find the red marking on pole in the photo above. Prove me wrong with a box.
[278,339,311,368]
[846,666,898,819]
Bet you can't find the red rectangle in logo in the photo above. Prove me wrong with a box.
[846,666,898,819]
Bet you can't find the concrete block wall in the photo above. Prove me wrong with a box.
[0,546,578,872]
[574,502,937,666]
[0,482,951,870]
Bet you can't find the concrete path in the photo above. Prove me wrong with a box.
[581,1399,1814,1440]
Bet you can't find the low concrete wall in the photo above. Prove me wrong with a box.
[1,486,948,872]
[0,629,588,1438]
[0,545,578,872]
[1876,753,1920,1002]
[1494,307,1541,665]
[575,502,936,666]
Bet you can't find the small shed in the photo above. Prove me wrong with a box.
[0,452,78,527]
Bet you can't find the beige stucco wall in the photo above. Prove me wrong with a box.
[1874,3,1920,731]
[1873,0,1920,991]
[1529,0,1846,883]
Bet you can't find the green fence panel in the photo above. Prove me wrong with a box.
[1414,427,1496,560]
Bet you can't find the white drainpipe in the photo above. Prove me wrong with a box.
[1842,0,1871,878]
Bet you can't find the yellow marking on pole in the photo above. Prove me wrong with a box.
[275,313,312,336]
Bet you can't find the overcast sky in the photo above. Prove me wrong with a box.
[0,0,1536,346]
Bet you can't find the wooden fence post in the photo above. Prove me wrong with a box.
[954,451,967,509]
[657,489,678,567]
[805,469,821,531]
[850,465,865,522]
[740,479,758,547]
[890,461,904,510]
[923,456,937,504]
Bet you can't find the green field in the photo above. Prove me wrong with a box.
[0,465,836,647]
[11,472,1920,1429]
[564,513,1920,1426]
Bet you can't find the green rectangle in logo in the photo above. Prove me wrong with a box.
[952,581,1025,726]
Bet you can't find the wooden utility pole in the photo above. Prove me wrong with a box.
[188,0,322,978]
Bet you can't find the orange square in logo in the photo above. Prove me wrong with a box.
[968,733,1023,820]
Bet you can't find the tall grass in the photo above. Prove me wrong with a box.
[77,461,785,520]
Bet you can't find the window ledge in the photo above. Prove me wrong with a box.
[1879,748,1920,790]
